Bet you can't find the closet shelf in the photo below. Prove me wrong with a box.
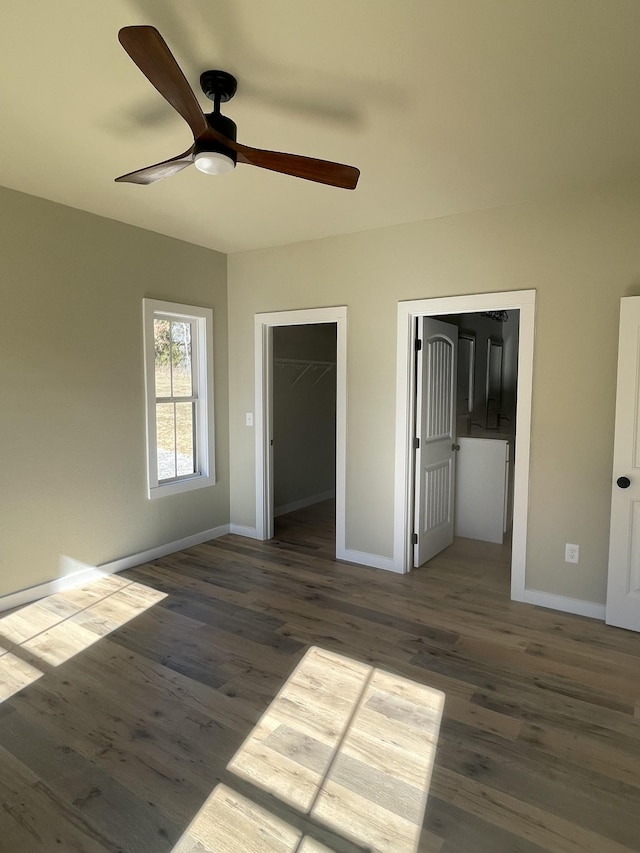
[274,357,336,386]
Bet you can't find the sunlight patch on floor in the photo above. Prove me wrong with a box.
[172,647,445,852]
[0,574,166,700]
[172,784,301,853]
[172,784,337,853]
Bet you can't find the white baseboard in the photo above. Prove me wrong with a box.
[229,524,260,539]
[0,524,231,614]
[337,547,399,573]
[274,490,336,518]
[522,589,606,620]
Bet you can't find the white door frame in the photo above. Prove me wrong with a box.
[255,306,347,558]
[393,290,536,603]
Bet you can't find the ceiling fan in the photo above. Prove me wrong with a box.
[115,26,360,190]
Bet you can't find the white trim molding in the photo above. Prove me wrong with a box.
[254,306,348,561]
[229,524,259,539]
[275,490,336,518]
[0,525,230,614]
[394,289,536,605]
[339,549,398,573]
[522,590,606,621]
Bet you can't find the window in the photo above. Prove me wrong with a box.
[143,299,214,498]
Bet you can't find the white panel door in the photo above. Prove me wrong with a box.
[414,317,458,567]
[607,296,640,630]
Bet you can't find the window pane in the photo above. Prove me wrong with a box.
[171,321,193,397]
[153,319,172,398]
[156,403,176,481]
[175,402,196,476]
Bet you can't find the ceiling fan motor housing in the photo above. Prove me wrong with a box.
[196,112,238,167]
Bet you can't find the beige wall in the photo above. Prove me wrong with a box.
[228,182,640,605]
[5,179,640,607]
[1,186,229,598]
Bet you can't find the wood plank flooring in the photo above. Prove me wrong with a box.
[0,500,639,851]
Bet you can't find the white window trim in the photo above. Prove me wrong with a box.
[143,298,215,499]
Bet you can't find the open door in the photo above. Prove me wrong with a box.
[607,296,640,631]
[413,317,458,567]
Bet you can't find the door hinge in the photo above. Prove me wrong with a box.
[413,437,420,449]
[415,338,422,351]
[412,533,418,545]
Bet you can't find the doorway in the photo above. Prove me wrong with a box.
[254,306,348,559]
[415,308,520,564]
[272,323,337,542]
[394,290,536,603]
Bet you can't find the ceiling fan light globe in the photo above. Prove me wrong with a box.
[194,151,235,175]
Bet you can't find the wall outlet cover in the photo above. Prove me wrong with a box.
[565,543,580,564]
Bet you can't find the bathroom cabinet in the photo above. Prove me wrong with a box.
[454,437,511,544]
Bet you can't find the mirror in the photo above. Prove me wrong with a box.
[485,337,503,429]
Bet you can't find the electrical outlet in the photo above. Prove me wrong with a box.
[565,543,580,564]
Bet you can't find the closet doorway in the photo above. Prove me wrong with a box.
[272,323,337,544]
[254,306,347,558]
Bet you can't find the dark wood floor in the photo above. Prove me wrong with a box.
[1,501,639,851]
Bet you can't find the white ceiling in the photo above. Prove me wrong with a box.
[1,0,639,254]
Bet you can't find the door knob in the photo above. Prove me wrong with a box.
[617,476,631,489]
[452,443,460,451]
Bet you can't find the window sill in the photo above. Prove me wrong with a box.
[148,473,215,500]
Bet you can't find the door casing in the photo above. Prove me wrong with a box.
[393,290,536,604]
[254,306,347,558]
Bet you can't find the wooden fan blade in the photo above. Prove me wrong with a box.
[115,148,194,184]
[236,142,360,189]
[118,26,207,138]
[199,128,359,189]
